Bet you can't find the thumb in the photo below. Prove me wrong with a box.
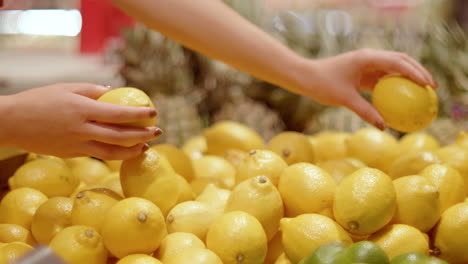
[66,83,111,99]
[345,92,386,131]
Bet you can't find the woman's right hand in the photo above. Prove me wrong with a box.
[0,83,161,160]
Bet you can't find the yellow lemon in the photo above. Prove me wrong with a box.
[103,160,122,172]
[225,176,284,241]
[151,144,195,182]
[235,149,287,186]
[28,154,67,165]
[63,157,89,168]
[173,174,195,204]
[265,232,283,264]
[97,87,156,128]
[116,254,162,264]
[433,202,468,264]
[223,149,249,170]
[420,164,466,213]
[312,132,350,162]
[10,158,79,197]
[181,135,207,160]
[204,121,264,156]
[398,132,440,155]
[267,132,315,165]
[166,201,217,241]
[156,232,205,262]
[70,181,88,199]
[372,75,438,132]
[31,197,73,244]
[120,149,181,216]
[436,145,468,195]
[455,131,468,150]
[280,214,352,264]
[101,197,167,258]
[0,242,33,264]
[388,151,441,179]
[334,168,396,235]
[392,175,440,232]
[369,224,429,260]
[191,155,236,194]
[346,128,399,172]
[0,224,35,246]
[49,226,107,264]
[100,172,124,197]
[71,188,122,231]
[0,187,47,229]
[317,158,366,184]
[71,158,112,185]
[195,184,231,218]
[206,211,267,264]
[274,253,292,264]
[278,163,336,217]
[164,248,222,264]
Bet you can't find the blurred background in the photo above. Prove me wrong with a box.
[0,0,466,145]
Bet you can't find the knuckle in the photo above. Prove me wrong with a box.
[354,49,374,66]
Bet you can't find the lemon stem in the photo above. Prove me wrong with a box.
[137,212,147,223]
[167,214,174,224]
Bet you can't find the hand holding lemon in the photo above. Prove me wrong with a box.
[0,84,161,160]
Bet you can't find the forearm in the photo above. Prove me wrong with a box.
[0,95,15,147]
[112,0,308,93]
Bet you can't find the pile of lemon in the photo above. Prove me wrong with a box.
[0,86,467,264]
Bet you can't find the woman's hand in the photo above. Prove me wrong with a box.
[0,83,161,160]
[294,49,437,130]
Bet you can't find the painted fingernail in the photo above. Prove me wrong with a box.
[142,143,150,152]
[149,109,157,117]
[375,120,386,131]
[154,128,163,137]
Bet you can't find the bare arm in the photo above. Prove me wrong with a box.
[112,0,436,128]
[112,0,305,93]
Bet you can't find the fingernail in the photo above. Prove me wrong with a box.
[149,109,157,117]
[105,85,112,89]
[154,128,163,137]
[375,120,386,131]
[142,143,150,152]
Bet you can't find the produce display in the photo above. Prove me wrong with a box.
[0,86,467,264]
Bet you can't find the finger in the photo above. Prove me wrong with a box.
[396,53,437,88]
[83,123,162,146]
[360,50,428,87]
[360,70,387,91]
[345,91,386,131]
[64,83,111,99]
[82,141,149,160]
[85,100,157,125]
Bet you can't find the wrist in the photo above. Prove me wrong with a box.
[285,56,317,95]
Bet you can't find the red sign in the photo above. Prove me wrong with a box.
[80,0,135,54]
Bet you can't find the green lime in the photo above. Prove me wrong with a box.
[390,253,428,264]
[300,242,346,264]
[334,241,389,264]
[425,257,448,264]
